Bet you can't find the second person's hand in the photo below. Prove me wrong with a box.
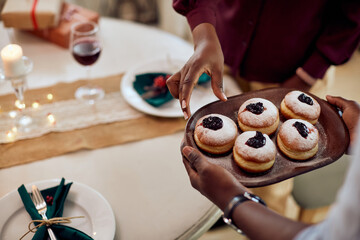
[166,23,227,120]
[182,146,248,211]
[326,95,360,148]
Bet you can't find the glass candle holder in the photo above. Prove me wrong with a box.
[0,56,35,132]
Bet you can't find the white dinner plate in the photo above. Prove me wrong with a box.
[120,58,219,117]
[0,179,115,240]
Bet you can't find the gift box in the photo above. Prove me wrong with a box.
[1,0,63,30]
[31,3,100,48]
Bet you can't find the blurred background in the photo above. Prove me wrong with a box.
[0,0,192,40]
[0,1,359,240]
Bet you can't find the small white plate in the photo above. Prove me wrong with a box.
[0,179,115,240]
[120,58,218,117]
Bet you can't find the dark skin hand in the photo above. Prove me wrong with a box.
[181,96,359,239]
[326,95,360,148]
[182,146,247,210]
[182,146,309,240]
[166,23,227,120]
[166,24,320,120]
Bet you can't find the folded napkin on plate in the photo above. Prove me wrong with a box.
[18,178,93,240]
[133,72,211,107]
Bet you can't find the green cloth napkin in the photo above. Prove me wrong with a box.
[133,72,211,107]
[18,178,93,240]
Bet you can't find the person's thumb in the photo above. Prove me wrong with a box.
[326,95,347,111]
[182,146,207,171]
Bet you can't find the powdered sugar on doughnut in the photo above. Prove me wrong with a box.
[195,114,238,146]
[284,91,320,120]
[278,119,319,151]
[234,131,276,163]
[238,98,278,128]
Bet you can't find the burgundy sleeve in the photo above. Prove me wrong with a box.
[172,0,219,30]
[302,1,360,79]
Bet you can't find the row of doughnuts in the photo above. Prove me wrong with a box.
[194,90,321,173]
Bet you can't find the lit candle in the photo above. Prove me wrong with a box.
[1,44,26,77]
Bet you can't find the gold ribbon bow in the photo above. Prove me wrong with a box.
[19,216,85,240]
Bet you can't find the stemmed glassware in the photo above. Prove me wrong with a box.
[7,56,33,128]
[70,21,103,104]
[0,44,35,132]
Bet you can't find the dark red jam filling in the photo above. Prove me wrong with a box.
[202,116,223,130]
[298,93,313,105]
[246,131,266,148]
[293,121,309,138]
[246,102,264,115]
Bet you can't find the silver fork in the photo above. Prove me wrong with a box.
[31,185,57,240]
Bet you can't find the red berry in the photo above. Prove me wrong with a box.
[46,195,54,205]
[153,76,167,88]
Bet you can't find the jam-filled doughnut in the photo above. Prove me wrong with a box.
[277,119,319,160]
[238,98,279,135]
[233,131,276,173]
[280,90,321,124]
[194,114,238,154]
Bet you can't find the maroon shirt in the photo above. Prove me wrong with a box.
[173,0,360,84]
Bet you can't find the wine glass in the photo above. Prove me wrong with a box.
[70,21,104,104]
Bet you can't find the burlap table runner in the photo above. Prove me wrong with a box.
[0,74,186,169]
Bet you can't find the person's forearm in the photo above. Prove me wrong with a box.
[192,23,220,51]
[232,201,310,240]
[173,0,219,31]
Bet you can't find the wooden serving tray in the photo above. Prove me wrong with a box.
[182,88,349,187]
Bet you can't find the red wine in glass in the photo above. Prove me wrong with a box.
[72,40,101,66]
[70,21,104,104]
